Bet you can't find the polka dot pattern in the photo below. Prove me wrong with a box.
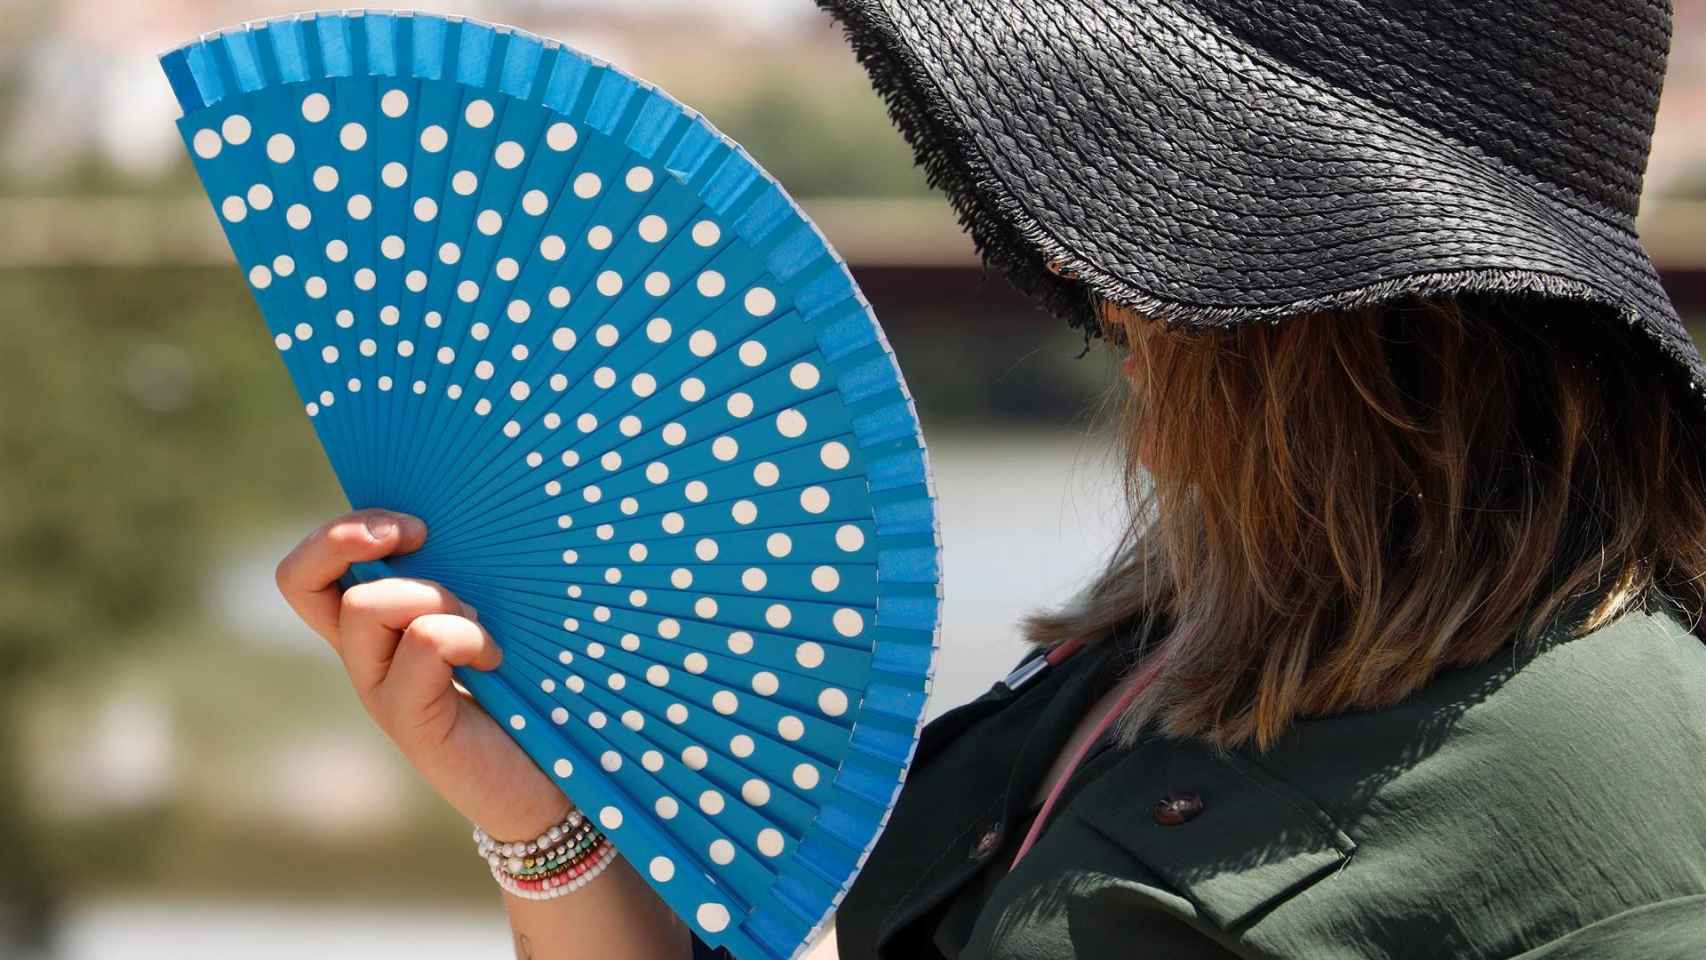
[166,14,939,958]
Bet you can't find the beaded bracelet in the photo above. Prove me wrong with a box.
[473,808,619,901]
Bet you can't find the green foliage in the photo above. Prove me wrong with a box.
[0,267,339,674]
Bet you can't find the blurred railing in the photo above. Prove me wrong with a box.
[6,196,1704,311]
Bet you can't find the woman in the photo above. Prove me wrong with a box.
[276,0,1706,957]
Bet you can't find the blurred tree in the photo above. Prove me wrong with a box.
[0,266,337,951]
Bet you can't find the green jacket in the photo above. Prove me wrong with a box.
[834,608,1706,958]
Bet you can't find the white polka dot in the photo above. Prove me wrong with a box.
[649,857,674,882]
[685,652,709,674]
[646,665,670,687]
[819,688,850,716]
[339,122,367,150]
[597,271,622,296]
[662,513,686,535]
[246,183,273,210]
[739,341,767,366]
[656,796,680,819]
[248,264,271,288]
[730,734,755,757]
[405,270,426,292]
[766,604,792,628]
[381,88,409,117]
[574,172,601,198]
[713,691,739,715]
[553,758,573,777]
[458,280,479,302]
[801,486,831,513]
[666,702,689,724]
[680,378,706,403]
[663,422,687,445]
[697,904,730,934]
[752,671,779,696]
[753,461,779,486]
[313,165,339,191]
[694,536,718,560]
[758,828,785,857]
[192,128,221,158]
[692,221,721,246]
[509,714,526,730]
[380,235,405,259]
[834,608,866,637]
[599,806,623,830]
[494,140,524,169]
[438,241,460,264]
[220,114,251,144]
[300,93,330,123]
[709,838,734,864]
[777,409,808,438]
[549,286,571,308]
[731,500,758,525]
[767,533,793,557]
[796,642,825,668]
[547,122,578,150]
[463,98,494,128]
[220,196,246,222]
[414,196,438,221]
[793,763,820,790]
[682,745,708,770]
[728,631,755,655]
[286,204,312,229]
[452,169,477,195]
[712,437,738,461]
[420,124,448,152]
[745,287,777,316]
[273,333,292,351]
[382,161,407,188]
[638,214,668,242]
[701,791,727,816]
[507,299,531,323]
[790,362,822,390]
[266,132,295,163]
[626,166,654,191]
[837,524,866,551]
[644,272,671,296]
[697,271,726,297]
[689,330,716,356]
[821,441,852,470]
[812,566,841,592]
[552,327,576,351]
[742,780,771,808]
[347,194,372,219]
[477,209,502,235]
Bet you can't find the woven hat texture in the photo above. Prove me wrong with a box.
[816,0,1705,403]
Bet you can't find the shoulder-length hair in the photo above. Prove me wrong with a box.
[1025,293,1706,751]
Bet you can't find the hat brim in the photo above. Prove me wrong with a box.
[817,0,1704,395]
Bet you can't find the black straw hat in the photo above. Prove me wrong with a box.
[815,0,1705,403]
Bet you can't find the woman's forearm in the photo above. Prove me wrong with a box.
[502,853,691,960]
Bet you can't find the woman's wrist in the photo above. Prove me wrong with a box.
[469,781,576,843]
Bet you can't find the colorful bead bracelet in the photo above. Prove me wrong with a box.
[473,808,617,901]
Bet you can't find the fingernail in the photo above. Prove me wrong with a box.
[397,514,427,540]
[365,514,398,542]
[462,602,480,621]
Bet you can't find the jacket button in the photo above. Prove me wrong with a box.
[1153,792,1204,826]
[969,822,1002,860]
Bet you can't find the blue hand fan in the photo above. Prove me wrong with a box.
[160,11,940,958]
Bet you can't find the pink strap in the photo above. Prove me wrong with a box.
[1008,648,1167,869]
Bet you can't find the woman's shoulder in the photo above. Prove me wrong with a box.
[1241,606,1706,956]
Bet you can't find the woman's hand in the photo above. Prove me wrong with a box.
[275,509,568,840]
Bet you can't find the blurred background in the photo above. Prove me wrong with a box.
[0,1,1701,957]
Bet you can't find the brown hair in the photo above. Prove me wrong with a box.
[1025,293,1706,752]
